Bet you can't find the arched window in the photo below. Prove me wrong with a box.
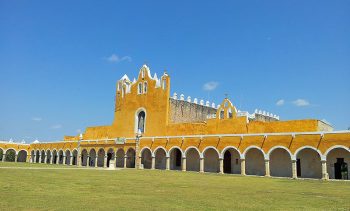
[138,83,143,94]
[220,109,224,119]
[137,111,146,133]
[144,82,148,93]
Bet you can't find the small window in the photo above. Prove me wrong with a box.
[138,83,143,94]
[142,70,145,79]
[220,109,224,119]
[144,82,148,93]
[138,111,146,133]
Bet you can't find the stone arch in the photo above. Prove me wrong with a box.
[154,147,167,170]
[52,149,58,164]
[295,146,322,179]
[5,148,16,162]
[325,146,350,180]
[72,149,78,165]
[221,146,241,174]
[169,146,183,170]
[244,146,266,176]
[65,150,71,165]
[81,149,88,166]
[89,149,96,167]
[141,147,152,169]
[185,147,200,172]
[116,148,125,168]
[97,148,105,167]
[268,147,292,177]
[40,150,46,163]
[106,148,115,168]
[203,147,220,173]
[46,150,51,164]
[126,148,135,168]
[17,150,27,162]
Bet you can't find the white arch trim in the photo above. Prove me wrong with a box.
[294,146,325,161]
[202,146,221,159]
[267,146,294,160]
[139,147,152,157]
[134,107,147,134]
[152,146,168,157]
[4,148,17,154]
[58,149,65,156]
[324,145,350,158]
[184,146,201,158]
[168,146,184,156]
[242,145,267,160]
[221,146,243,159]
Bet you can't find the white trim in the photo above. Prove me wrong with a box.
[221,146,243,159]
[139,147,152,157]
[184,146,201,158]
[324,145,350,158]
[242,146,267,160]
[134,107,147,134]
[152,146,168,157]
[267,146,293,160]
[4,148,17,154]
[294,146,325,161]
[202,146,221,159]
[168,146,183,156]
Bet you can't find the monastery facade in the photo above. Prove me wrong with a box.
[1,65,349,180]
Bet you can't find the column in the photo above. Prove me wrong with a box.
[322,160,328,180]
[77,154,82,167]
[182,157,186,171]
[70,156,73,165]
[199,157,204,173]
[38,155,41,163]
[2,154,5,162]
[265,159,270,177]
[50,155,53,164]
[219,158,224,174]
[94,156,98,167]
[104,156,107,168]
[87,156,91,167]
[29,155,33,163]
[26,155,30,163]
[240,158,246,176]
[15,154,18,163]
[114,155,117,168]
[151,156,155,170]
[166,156,170,170]
[292,160,297,179]
[63,156,66,165]
[124,156,127,168]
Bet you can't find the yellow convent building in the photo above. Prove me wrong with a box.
[1,65,349,180]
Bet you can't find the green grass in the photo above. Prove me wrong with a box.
[0,162,349,210]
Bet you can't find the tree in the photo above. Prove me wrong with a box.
[5,150,16,162]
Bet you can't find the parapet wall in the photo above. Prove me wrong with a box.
[169,98,217,123]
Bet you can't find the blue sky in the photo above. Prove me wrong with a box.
[1,0,349,142]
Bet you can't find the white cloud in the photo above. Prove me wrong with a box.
[32,117,42,121]
[106,54,132,63]
[293,99,310,107]
[76,129,82,134]
[203,82,219,91]
[276,99,285,106]
[51,124,62,129]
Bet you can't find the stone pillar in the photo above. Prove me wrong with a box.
[63,156,66,165]
[124,156,127,168]
[77,155,81,167]
[265,159,270,177]
[104,156,108,168]
[182,157,186,171]
[219,158,224,174]
[151,156,156,170]
[29,155,33,163]
[15,154,18,163]
[2,154,5,162]
[322,160,329,180]
[166,156,170,170]
[199,157,204,173]
[113,155,117,168]
[38,155,42,163]
[70,156,73,165]
[292,160,297,179]
[87,156,91,167]
[50,156,53,164]
[94,156,98,167]
[26,155,30,163]
[240,158,246,176]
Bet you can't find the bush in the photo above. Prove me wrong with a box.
[5,150,16,162]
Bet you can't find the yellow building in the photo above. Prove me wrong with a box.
[1,65,349,180]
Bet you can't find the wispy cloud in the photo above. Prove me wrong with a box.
[293,99,310,107]
[32,117,42,121]
[106,54,132,63]
[51,124,62,129]
[276,99,285,106]
[203,82,219,91]
[76,129,82,134]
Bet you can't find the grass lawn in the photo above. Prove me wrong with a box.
[0,162,349,210]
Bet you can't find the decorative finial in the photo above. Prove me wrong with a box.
[225,93,229,99]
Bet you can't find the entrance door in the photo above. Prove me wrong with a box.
[223,151,232,173]
[335,158,348,180]
[297,159,301,177]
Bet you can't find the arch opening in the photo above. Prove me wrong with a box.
[126,148,135,168]
[17,150,27,162]
[186,148,200,172]
[269,148,292,177]
[204,148,220,173]
[296,148,322,179]
[116,149,125,168]
[89,149,96,167]
[65,150,71,165]
[5,149,16,162]
[223,148,241,174]
[326,148,349,180]
[97,149,105,167]
[106,149,114,168]
[141,148,152,169]
[81,149,88,166]
[170,148,182,170]
[155,148,166,170]
[245,148,265,176]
